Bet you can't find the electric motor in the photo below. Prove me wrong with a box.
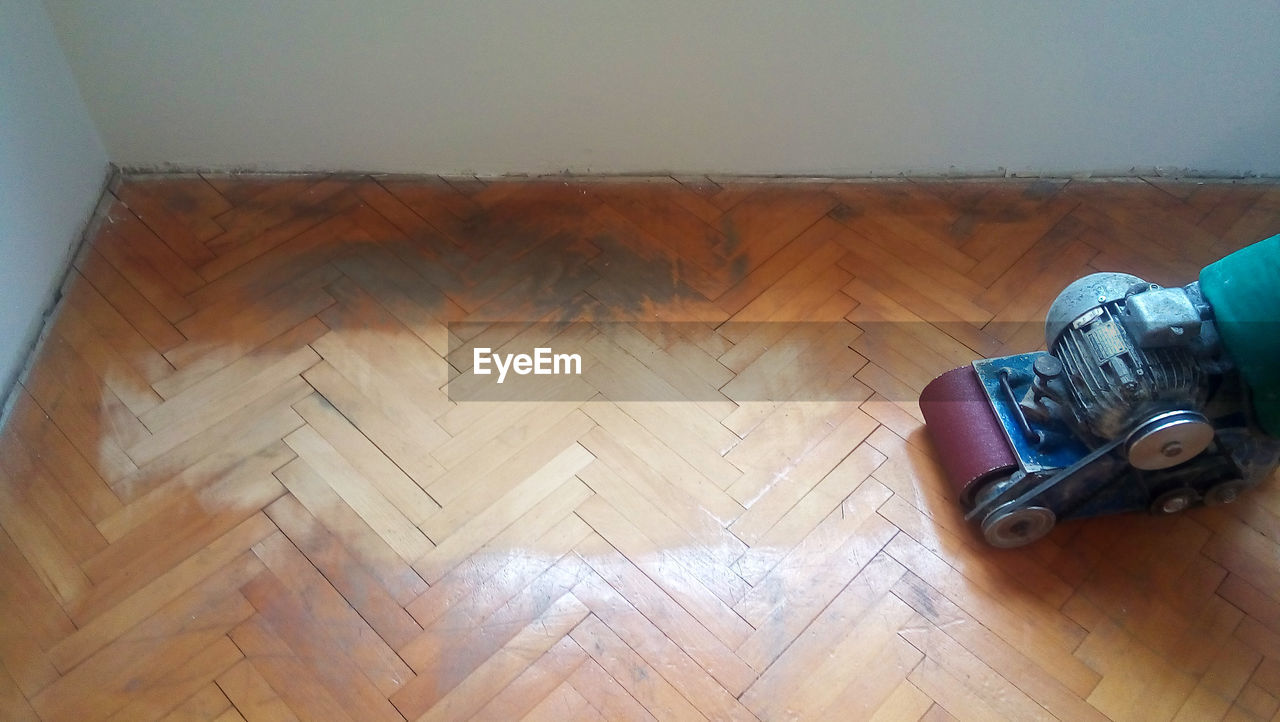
[1045,274,1204,435]
[1043,272,1214,469]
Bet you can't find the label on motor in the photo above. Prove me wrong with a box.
[1089,321,1128,360]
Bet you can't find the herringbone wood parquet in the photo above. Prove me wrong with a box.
[2,174,1279,721]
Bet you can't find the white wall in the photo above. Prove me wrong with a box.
[42,1,1280,176]
[1,0,107,402]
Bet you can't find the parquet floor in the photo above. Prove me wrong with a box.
[1,173,1279,722]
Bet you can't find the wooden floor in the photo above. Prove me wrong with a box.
[1,174,1279,722]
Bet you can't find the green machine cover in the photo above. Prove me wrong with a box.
[1199,233,1280,437]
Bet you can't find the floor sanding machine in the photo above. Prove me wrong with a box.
[920,234,1280,547]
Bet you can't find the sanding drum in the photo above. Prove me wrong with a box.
[919,366,1018,508]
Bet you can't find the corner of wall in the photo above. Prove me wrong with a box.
[0,161,116,430]
[0,0,112,429]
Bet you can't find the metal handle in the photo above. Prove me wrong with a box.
[999,368,1041,446]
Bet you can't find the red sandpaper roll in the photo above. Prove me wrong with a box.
[919,365,1019,508]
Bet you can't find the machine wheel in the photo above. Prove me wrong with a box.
[1204,479,1249,506]
[1150,488,1197,515]
[981,503,1055,548]
[1125,411,1215,471]
[969,473,1017,513]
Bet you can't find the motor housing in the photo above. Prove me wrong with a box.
[1039,274,1213,469]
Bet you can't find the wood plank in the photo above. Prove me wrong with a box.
[5,390,123,522]
[104,638,242,722]
[112,376,310,504]
[569,614,707,721]
[184,213,353,311]
[162,264,337,388]
[470,629,589,721]
[0,452,93,605]
[884,532,1099,696]
[215,659,300,722]
[404,484,593,628]
[248,531,414,696]
[116,177,230,243]
[49,513,276,673]
[893,571,1108,722]
[72,243,186,351]
[581,401,743,522]
[576,458,749,607]
[54,300,165,415]
[282,425,433,564]
[292,392,439,525]
[273,457,429,606]
[733,443,885,585]
[23,330,147,482]
[397,553,589,712]
[575,532,757,697]
[740,552,906,718]
[239,570,404,722]
[198,182,359,281]
[565,658,654,722]
[301,360,446,486]
[414,445,595,582]
[396,593,590,721]
[730,407,878,530]
[0,528,71,696]
[31,553,261,721]
[160,683,234,721]
[425,408,594,532]
[775,592,922,721]
[579,425,745,558]
[522,681,602,722]
[735,483,897,673]
[571,565,756,719]
[129,329,321,466]
[70,454,287,625]
[310,325,454,426]
[0,432,107,562]
[244,535,409,701]
[92,201,202,320]
[263,494,422,650]
[227,616,355,722]
[99,405,301,540]
[115,181,219,267]
[138,320,322,436]
[575,495,753,650]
